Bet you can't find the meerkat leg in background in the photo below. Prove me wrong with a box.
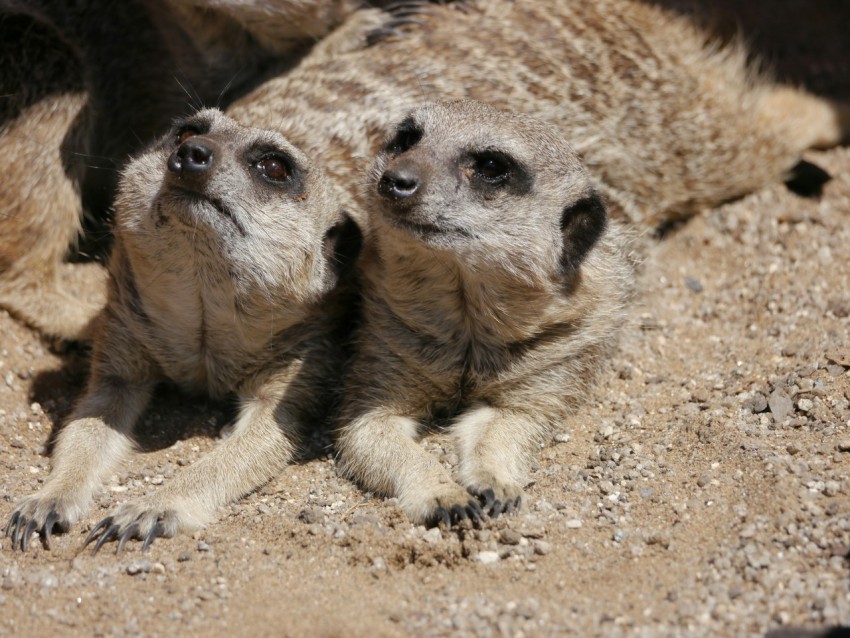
[761,87,850,150]
[338,410,483,527]
[0,94,103,340]
[84,371,305,551]
[5,312,156,551]
[0,15,104,340]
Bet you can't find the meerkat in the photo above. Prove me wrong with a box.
[229,0,849,231]
[0,0,373,340]
[335,100,635,526]
[0,13,95,339]
[4,108,361,552]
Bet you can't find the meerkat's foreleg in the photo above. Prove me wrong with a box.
[453,404,550,515]
[83,373,301,552]
[337,409,483,527]
[4,380,154,551]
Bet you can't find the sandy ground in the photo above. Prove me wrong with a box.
[1,2,849,637]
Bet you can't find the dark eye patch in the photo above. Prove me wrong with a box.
[386,116,423,155]
[472,151,513,185]
[247,144,304,195]
[467,149,532,195]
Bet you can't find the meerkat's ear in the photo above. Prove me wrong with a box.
[560,190,608,276]
[322,211,363,284]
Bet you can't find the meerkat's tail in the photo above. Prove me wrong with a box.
[756,86,850,151]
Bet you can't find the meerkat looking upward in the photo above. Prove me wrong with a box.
[336,100,635,526]
[0,0,371,341]
[5,109,361,552]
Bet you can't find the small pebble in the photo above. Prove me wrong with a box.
[422,527,442,544]
[796,398,813,412]
[684,276,703,293]
[499,529,522,546]
[475,551,501,565]
[127,561,152,576]
[768,389,794,423]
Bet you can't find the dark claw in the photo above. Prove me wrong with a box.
[43,511,59,551]
[92,524,120,554]
[12,514,25,549]
[386,8,432,18]
[385,17,427,28]
[450,504,468,523]
[141,521,165,552]
[5,511,19,539]
[365,27,405,46]
[490,500,503,519]
[21,520,38,552]
[466,499,484,523]
[428,507,451,529]
[82,516,114,550]
[478,488,497,512]
[116,523,140,554]
[383,0,430,11]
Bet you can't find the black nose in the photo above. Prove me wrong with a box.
[168,139,214,176]
[378,168,419,201]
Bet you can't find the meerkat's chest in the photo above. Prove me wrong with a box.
[132,267,257,397]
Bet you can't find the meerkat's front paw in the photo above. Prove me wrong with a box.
[83,498,200,554]
[466,481,524,518]
[4,491,87,552]
[404,482,486,529]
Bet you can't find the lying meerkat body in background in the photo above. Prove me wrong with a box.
[5,109,360,551]
[0,0,367,340]
[230,0,849,230]
[5,0,845,340]
[337,100,635,525]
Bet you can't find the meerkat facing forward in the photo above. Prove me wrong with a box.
[336,101,634,525]
[5,109,360,552]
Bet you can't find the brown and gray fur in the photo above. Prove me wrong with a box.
[4,109,360,551]
[0,0,366,340]
[336,100,634,525]
[229,0,850,232]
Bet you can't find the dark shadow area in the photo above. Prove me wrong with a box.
[645,0,850,98]
[765,627,850,638]
[1,1,317,263]
[27,344,90,432]
[131,385,236,453]
[30,357,235,457]
[784,159,833,198]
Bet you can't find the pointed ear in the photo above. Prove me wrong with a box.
[322,211,363,285]
[560,190,607,276]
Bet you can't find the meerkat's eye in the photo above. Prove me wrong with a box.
[386,118,423,155]
[256,156,290,182]
[472,152,512,185]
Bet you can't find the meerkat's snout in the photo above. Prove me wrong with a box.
[378,164,420,201]
[167,138,218,186]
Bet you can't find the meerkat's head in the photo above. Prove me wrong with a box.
[369,100,607,283]
[115,108,360,313]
